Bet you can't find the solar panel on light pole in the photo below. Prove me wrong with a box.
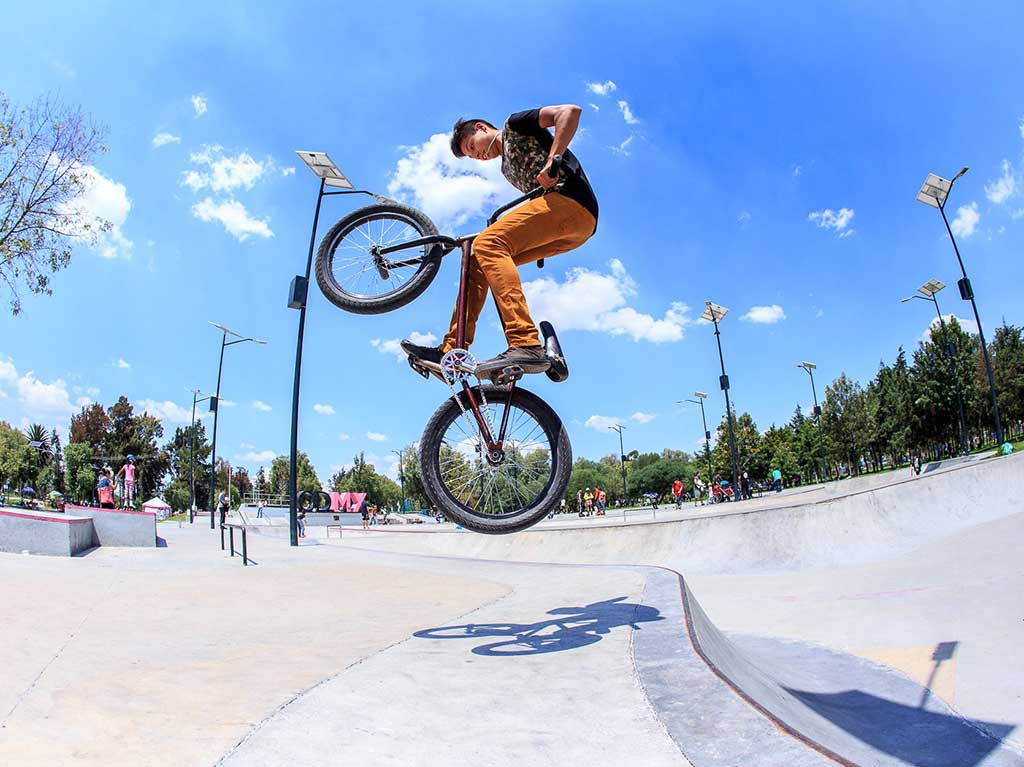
[916,166,1002,445]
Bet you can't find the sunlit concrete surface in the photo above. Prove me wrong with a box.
[0,453,1020,766]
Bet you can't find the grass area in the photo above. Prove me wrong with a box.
[158,512,189,523]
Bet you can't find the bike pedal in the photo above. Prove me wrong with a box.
[407,356,430,380]
[491,365,525,385]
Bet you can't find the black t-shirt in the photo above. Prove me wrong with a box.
[503,109,599,226]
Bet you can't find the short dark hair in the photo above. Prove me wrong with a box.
[450,117,496,158]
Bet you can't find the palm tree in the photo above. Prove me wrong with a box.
[24,424,51,455]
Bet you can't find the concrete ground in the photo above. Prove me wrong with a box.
[0,452,1021,766]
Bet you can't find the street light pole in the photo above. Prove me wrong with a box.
[207,322,266,530]
[392,448,405,512]
[681,393,713,487]
[703,302,739,490]
[189,389,213,524]
[901,280,969,456]
[608,424,628,504]
[797,362,829,482]
[917,169,1003,445]
[290,151,380,547]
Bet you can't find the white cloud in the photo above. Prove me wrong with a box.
[313,403,335,415]
[240,442,255,449]
[367,431,388,442]
[808,207,855,235]
[630,412,655,424]
[387,133,515,230]
[584,415,623,432]
[183,146,268,193]
[585,80,618,96]
[984,160,1016,204]
[137,399,196,423]
[191,94,207,117]
[523,259,693,343]
[1012,208,1024,220]
[588,103,600,112]
[238,450,275,463]
[114,358,131,369]
[281,167,296,177]
[338,433,351,441]
[371,331,437,362]
[920,314,979,342]
[59,165,134,259]
[610,135,634,156]
[617,100,639,125]
[950,202,979,238]
[192,198,273,241]
[792,165,802,177]
[0,358,78,429]
[252,400,272,412]
[737,211,751,225]
[1019,117,1024,140]
[152,132,181,149]
[741,305,787,324]
[220,399,237,407]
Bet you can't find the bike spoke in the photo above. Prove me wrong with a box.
[329,213,429,300]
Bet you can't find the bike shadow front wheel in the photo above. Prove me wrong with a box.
[419,385,572,535]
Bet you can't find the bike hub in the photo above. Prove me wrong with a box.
[486,449,505,466]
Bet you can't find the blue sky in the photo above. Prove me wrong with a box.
[2,2,1023,482]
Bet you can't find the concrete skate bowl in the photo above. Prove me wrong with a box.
[330,453,1024,765]
[334,452,1022,575]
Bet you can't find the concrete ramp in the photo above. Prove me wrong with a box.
[60,505,156,548]
[0,509,94,556]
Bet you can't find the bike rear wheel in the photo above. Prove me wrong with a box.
[314,203,441,315]
[419,385,572,535]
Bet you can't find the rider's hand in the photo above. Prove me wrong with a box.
[536,160,559,190]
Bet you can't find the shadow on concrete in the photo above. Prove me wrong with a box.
[156,536,168,548]
[414,596,663,656]
[71,545,101,557]
[785,686,1016,767]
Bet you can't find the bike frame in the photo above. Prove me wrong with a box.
[371,152,564,457]
[374,189,548,456]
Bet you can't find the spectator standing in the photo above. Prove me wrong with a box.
[911,454,922,476]
[597,488,606,515]
[583,487,594,516]
[693,475,706,507]
[671,478,684,509]
[361,501,370,529]
[217,492,230,525]
[740,470,751,501]
[560,497,567,515]
[257,500,265,518]
[772,468,782,492]
[297,510,307,538]
[96,468,117,509]
[576,488,583,514]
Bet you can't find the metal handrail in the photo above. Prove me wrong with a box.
[220,523,250,566]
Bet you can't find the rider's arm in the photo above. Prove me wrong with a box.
[537,104,582,176]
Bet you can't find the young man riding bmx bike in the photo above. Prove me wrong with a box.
[401,104,599,376]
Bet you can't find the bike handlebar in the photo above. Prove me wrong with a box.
[486,154,563,227]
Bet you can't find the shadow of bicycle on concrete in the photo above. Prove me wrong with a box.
[414,596,664,656]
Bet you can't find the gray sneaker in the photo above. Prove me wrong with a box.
[475,345,550,375]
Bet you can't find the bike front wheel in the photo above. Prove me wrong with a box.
[419,385,572,535]
[314,203,441,315]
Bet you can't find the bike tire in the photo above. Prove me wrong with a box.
[314,203,441,315]
[419,385,572,535]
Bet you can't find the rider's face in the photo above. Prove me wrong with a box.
[461,124,500,161]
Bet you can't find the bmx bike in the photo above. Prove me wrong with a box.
[313,158,572,534]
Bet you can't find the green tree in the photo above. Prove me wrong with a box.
[0,92,109,314]
[163,421,211,511]
[269,452,320,496]
[0,421,32,493]
[63,442,95,503]
[69,402,111,450]
[23,423,51,490]
[990,321,1024,427]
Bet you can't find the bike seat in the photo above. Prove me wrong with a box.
[540,321,569,383]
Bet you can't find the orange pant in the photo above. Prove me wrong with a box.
[441,192,595,352]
